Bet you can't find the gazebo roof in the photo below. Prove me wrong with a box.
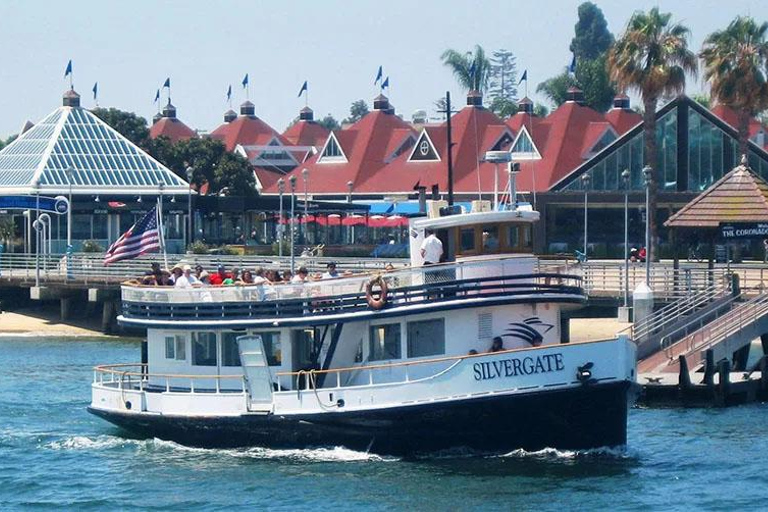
[665,157,768,228]
[0,94,189,196]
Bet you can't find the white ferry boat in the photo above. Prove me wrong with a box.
[89,203,637,456]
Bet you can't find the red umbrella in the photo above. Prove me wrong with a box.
[342,214,366,226]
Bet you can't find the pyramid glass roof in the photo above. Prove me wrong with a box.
[0,103,188,194]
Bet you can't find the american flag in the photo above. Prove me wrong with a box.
[104,207,161,265]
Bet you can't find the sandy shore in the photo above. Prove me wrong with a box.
[0,307,111,337]
[570,317,631,342]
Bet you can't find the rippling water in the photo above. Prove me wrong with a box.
[1,336,768,510]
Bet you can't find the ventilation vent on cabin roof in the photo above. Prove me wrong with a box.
[478,312,493,340]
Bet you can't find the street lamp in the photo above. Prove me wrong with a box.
[289,175,297,273]
[642,165,653,286]
[65,166,73,249]
[622,169,631,309]
[581,173,591,260]
[347,180,353,203]
[277,178,285,257]
[302,168,309,244]
[186,166,194,246]
[33,179,40,287]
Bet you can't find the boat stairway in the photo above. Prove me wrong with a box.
[638,292,768,374]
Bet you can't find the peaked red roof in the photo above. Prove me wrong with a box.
[149,117,197,143]
[210,114,289,152]
[282,119,330,149]
[604,106,642,134]
[265,105,417,194]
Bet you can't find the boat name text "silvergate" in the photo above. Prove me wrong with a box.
[473,353,565,381]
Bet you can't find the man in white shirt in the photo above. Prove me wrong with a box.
[174,265,200,288]
[322,262,340,279]
[420,230,443,265]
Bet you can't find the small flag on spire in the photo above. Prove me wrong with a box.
[92,82,98,100]
[568,54,576,74]
[242,73,249,88]
[374,66,383,85]
[226,84,232,101]
[518,70,527,85]
[163,77,171,89]
[297,80,308,98]
[154,89,160,103]
[381,76,389,91]
[64,60,72,78]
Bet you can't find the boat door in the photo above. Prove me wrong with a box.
[237,335,273,411]
[292,328,319,389]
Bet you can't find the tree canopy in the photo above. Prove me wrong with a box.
[701,15,768,156]
[318,114,341,131]
[441,45,491,92]
[570,2,614,60]
[344,100,370,124]
[92,108,150,147]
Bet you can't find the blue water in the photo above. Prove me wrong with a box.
[1,337,767,510]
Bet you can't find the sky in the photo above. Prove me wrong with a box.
[0,0,767,140]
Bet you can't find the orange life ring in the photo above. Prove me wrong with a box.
[365,276,388,310]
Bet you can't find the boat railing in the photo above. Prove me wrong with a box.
[93,363,247,394]
[121,255,580,307]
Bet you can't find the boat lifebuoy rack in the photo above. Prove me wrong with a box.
[365,275,389,310]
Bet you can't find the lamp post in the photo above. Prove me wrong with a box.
[34,180,40,287]
[185,166,194,247]
[621,169,631,309]
[642,166,653,286]
[289,175,297,273]
[581,173,591,259]
[277,178,285,257]
[65,166,73,249]
[302,168,309,244]
[347,180,353,203]
[508,162,520,209]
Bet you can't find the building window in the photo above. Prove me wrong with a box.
[192,332,217,366]
[164,334,186,361]
[322,136,343,158]
[407,318,445,358]
[369,323,401,361]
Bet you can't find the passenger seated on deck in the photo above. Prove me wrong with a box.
[209,265,229,286]
[489,336,504,353]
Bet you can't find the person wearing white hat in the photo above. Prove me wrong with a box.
[174,264,200,288]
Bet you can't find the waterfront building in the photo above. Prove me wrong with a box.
[149,101,197,143]
[0,89,190,253]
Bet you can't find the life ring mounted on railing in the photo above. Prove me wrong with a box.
[365,275,389,310]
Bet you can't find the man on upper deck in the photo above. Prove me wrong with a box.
[209,265,228,286]
[420,230,443,266]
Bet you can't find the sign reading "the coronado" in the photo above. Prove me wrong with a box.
[720,223,768,240]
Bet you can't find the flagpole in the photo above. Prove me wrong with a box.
[157,183,168,270]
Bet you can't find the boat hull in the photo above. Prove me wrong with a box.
[88,380,633,456]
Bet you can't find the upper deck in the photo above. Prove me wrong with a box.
[119,255,585,329]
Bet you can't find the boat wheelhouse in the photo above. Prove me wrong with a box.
[89,204,636,456]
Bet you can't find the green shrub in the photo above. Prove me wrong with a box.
[188,240,209,254]
[81,240,103,253]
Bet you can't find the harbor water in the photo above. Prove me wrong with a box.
[2,337,768,510]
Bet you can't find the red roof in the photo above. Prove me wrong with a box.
[711,104,768,148]
[282,119,330,149]
[210,111,289,152]
[604,106,642,134]
[149,117,197,143]
[264,100,417,194]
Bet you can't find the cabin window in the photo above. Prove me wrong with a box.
[221,332,242,367]
[507,224,532,250]
[164,334,186,361]
[481,225,500,251]
[369,323,401,361]
[192,332,217,366]
[459,227,476,253]
[407,318,445,358]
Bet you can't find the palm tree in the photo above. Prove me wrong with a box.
[441,45,491,93]
[701,16,768,157]
[607,7,697,262]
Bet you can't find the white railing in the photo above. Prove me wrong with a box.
[120,255,575,306]
[660,293,768,359]
[93,363,247,394]
[0,252,408,285]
